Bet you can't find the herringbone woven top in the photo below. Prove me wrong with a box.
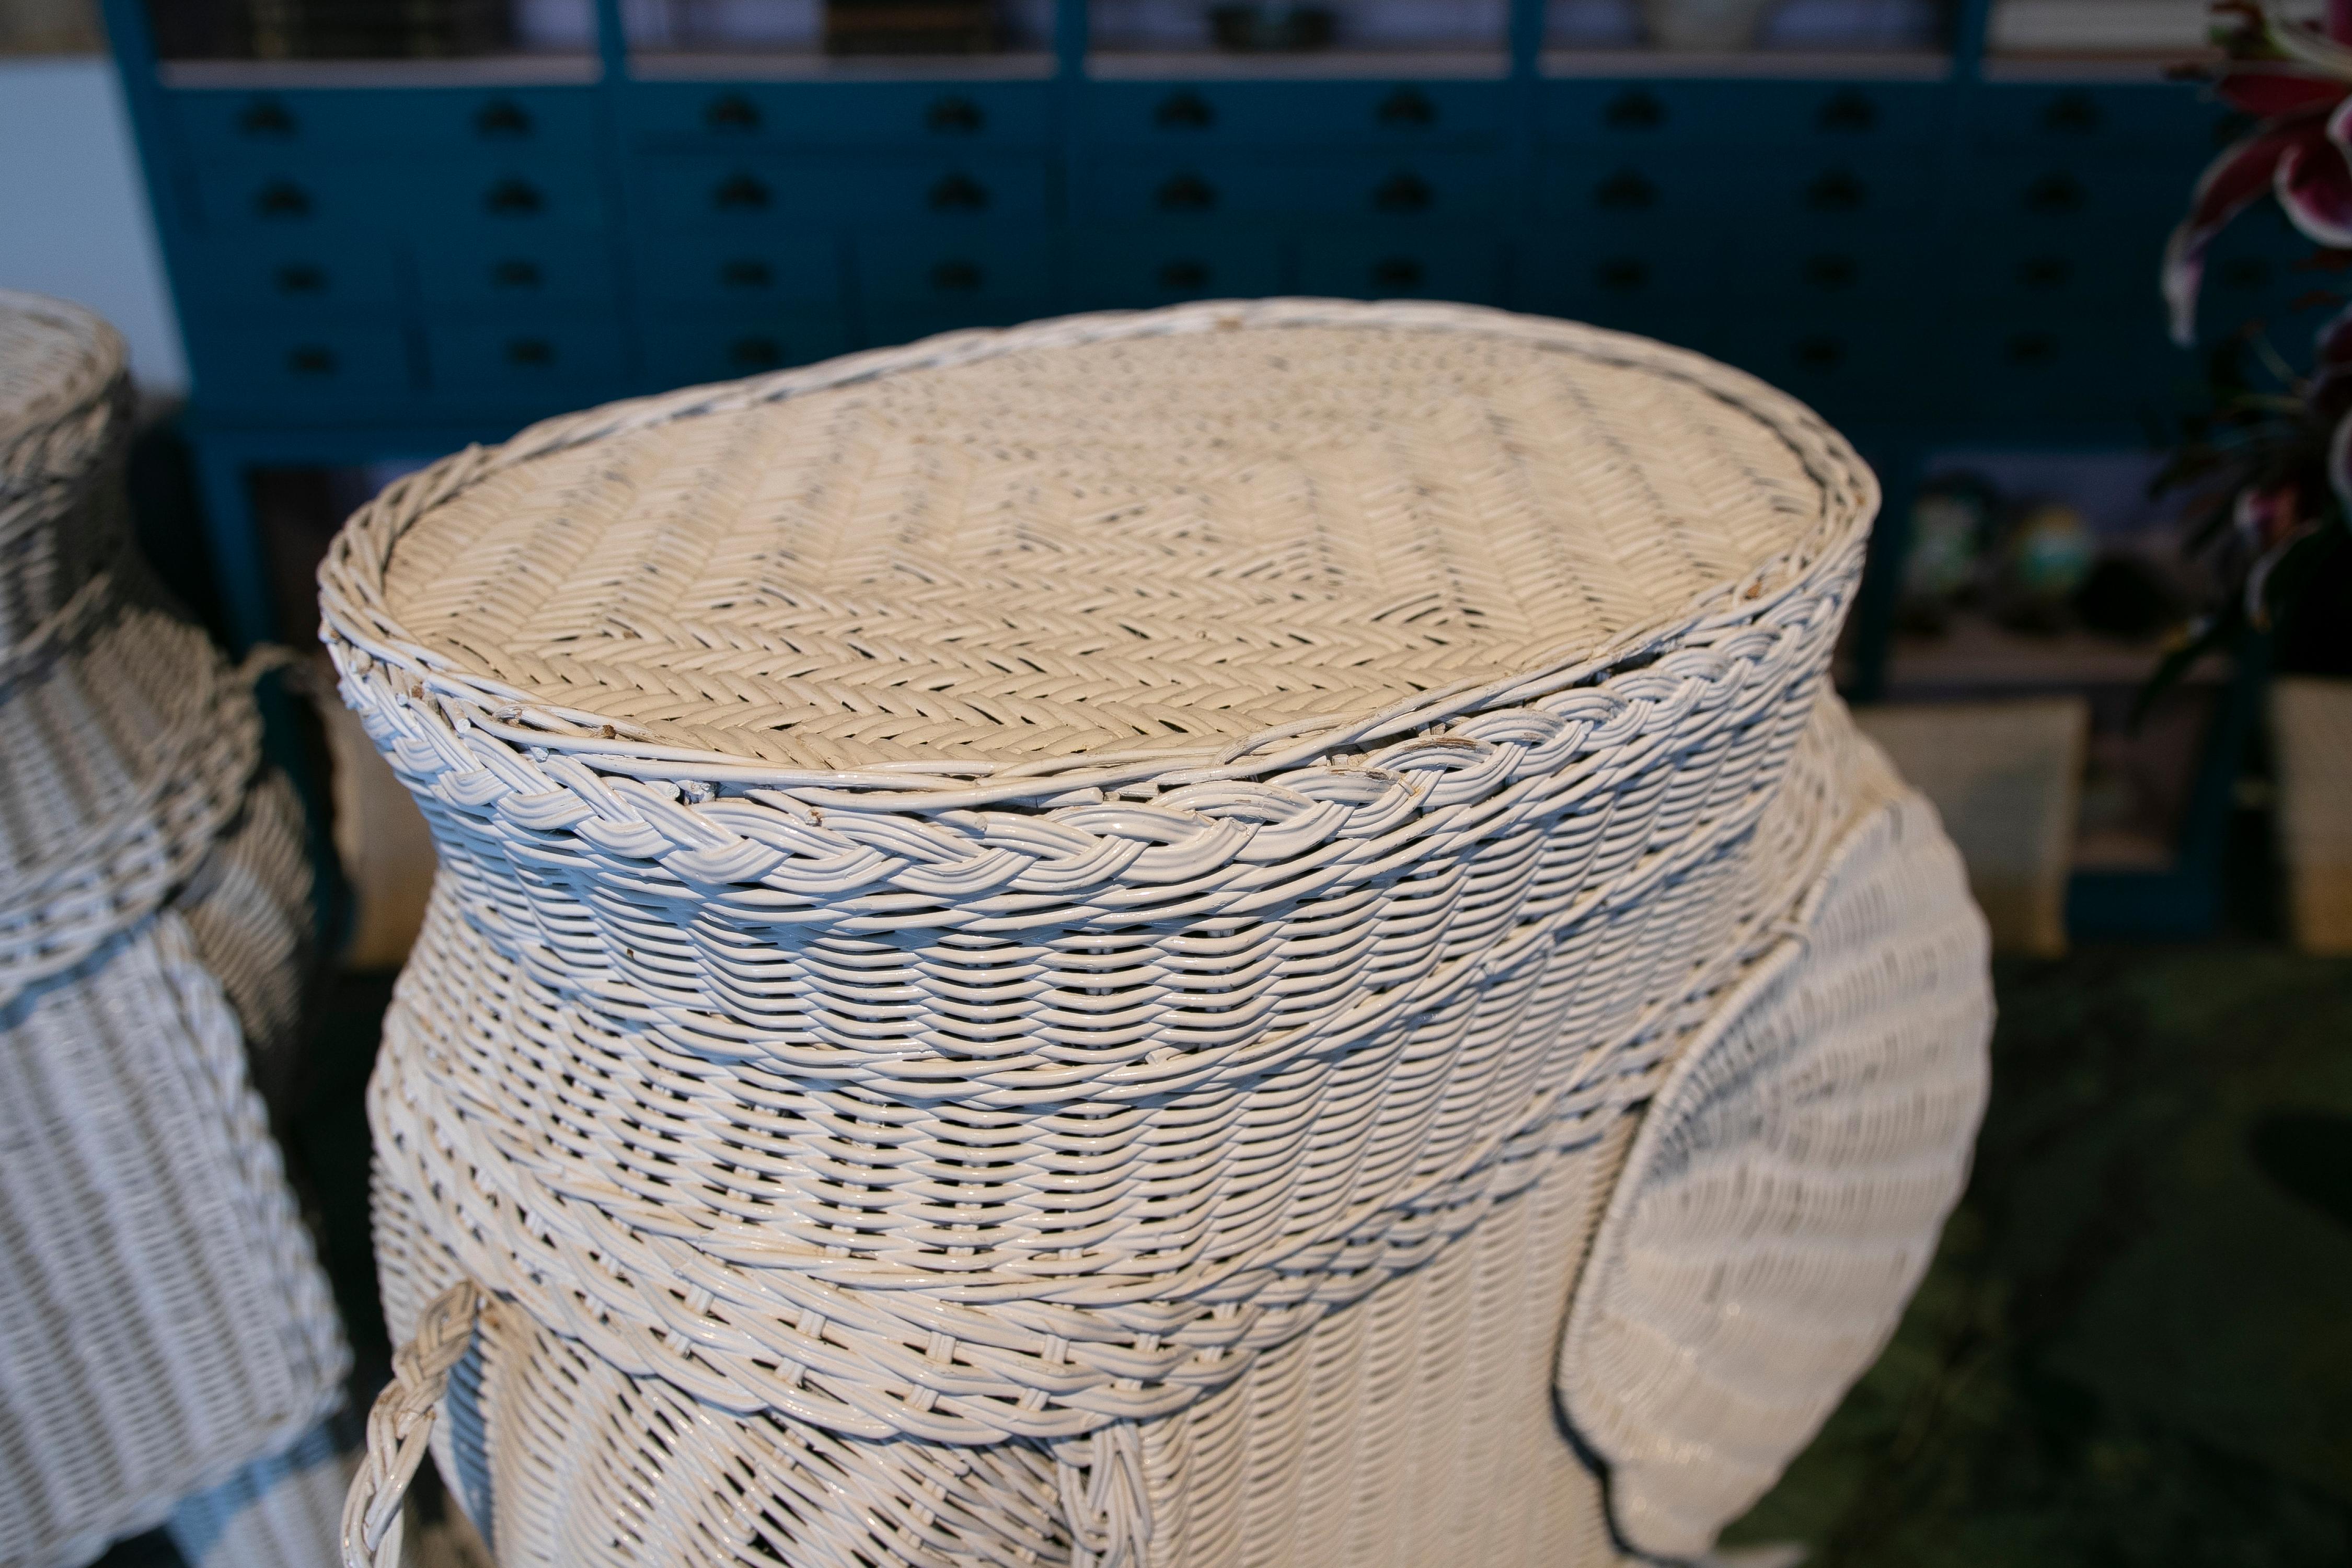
[347,301,1858,787]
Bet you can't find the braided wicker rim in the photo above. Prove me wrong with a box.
[0,288,126,498]
[318,299,1877,811]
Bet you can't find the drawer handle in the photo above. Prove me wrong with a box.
[2007,331,2059,366]
[1371,256,1425,289]
[1159,259,1211,290]
[931,259,984,291]
[286,344,337,376]
[1597,257,1649,291]
[714,172,771,212]
[1595,170,1655,211]
[475,98,532,139]
[1376,88,1436,129]
[237,97,294,137]
[485,178,544,216]
[720,258,773,289]
[1794,334,1845,370]
[1156,91,1214,130]
[1802,253,1858,290]
[928,173,990,212]
[506,337,555,367]
[2042,91,2101,135]
[255,180,311,218]
[273,262,326,295]
[731,335,783,369]
[1816,90,1876,133]
[927,95,984,134]
[491,258,543,290]
[1605,89,1665,130]
[2024,172,2086,214]
[1805,170,1866,212]
[1373,171,1433,213]
[707,93,760,132]
[2018,254,2071,289]
[1156,172,1217,212]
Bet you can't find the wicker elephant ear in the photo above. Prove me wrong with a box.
[1555,783,1993,1561]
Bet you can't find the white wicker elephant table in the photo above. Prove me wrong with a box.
[326,299,1991,1568]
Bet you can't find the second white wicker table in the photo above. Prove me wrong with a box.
[327,299,1991,1567]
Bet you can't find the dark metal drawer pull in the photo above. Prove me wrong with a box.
[707,94,760,132]
[1156,173,1217,212]
[506,337,554,366]
[1155,91,1214,130]
[1802,253,1858,289]
[1158,259,1211,290]
[1595,170,1656,211]
[2042,92,2101,134]
[255,181,311,218]
[714,173,771,211]
[1376,88,1435,129]
[286,345,337,375]
[491,259,543,290]
[1817,90,1876,133]
[485,179,544,216]
[2007,331,2059,365]
[1597,257,1648,291]
[931,259,984,291]
[475,98,531,139]
[731,336,783,369]
[1605,90,1665,130]
[720,259,773,289]
[1371,256,1425,289]
[1805,170,1866,212]
[927,96,984,134]
[1794,334,1845,369]
[928,174,989,212]
[2024,172,2086,214]
[273,263,326,295]
[1373,171,1433,213]
[237,98,294,137]
[2018,255,2071,289]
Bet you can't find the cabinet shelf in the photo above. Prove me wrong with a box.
[1087,49,1510,78]
[1538,47,1951,76]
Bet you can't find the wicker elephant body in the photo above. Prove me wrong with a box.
[328,301,1991,1567]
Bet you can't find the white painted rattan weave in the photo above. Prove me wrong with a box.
[0,292,344,1568]
[325,299,1990,1566]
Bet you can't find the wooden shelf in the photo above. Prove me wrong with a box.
[630,50,1059,80]
[1539,47,1951,77]
[157,54,602,87]
[1087,48,1508,78]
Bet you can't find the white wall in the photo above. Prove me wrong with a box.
[0,54,187,395]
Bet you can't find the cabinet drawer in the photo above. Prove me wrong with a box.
[423,315,628,398]
[1295,230,1502,303]
[177,233,401,314]
[1535,155,1730,224]
[1541,79,1944,148]
[642,311,855,389]
[1969,83,2217,152]
[626,81,1053,149]
[1954,160,2179,258]
[187,318,413,407]
[854,231,1057,310]
[1725,231,1927,306]
[1724,153,1935,227]
[1088,153,1505,222]
[416,232,619,308]
[638,156,1052,228]
[170,85,598,157]
[1519,230,1724,314]
[1072,230,1287,308]
[1942,313,2189,421]
[190,156,608,234]
[635,234,844,308]
[1086,80,1505,147]
[1717,313,1933,420]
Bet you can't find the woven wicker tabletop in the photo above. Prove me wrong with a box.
[329,300,1872,797]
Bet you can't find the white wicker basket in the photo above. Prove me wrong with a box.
[324,299,1992,1567]
[0,293,344,1568]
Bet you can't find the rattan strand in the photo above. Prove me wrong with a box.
[0,291,134,651]
[325,300,1985,1566]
